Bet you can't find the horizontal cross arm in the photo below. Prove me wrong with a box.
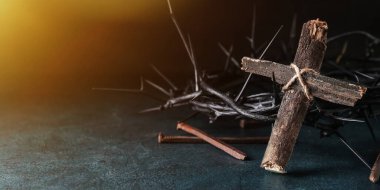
[241,57,366,106]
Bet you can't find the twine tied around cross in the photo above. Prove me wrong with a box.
[281,63,317,100]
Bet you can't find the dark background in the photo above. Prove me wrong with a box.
[1,1,380,188]
[1,0,380,99]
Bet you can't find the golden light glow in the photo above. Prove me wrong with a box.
[0,0,176,94]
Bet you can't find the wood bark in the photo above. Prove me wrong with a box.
[241,57,366,106]
[261,19,328,173]
[370,153,380,183]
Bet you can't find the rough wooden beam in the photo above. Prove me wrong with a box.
[261,19,328,173]
[370,153,380,183]
[241,57,366,106]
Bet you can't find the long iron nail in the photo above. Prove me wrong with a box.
[177,122,247,160]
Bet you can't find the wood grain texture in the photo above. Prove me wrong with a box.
[241,57,366,106]
[370,153,380,183]
[261,19,328,173]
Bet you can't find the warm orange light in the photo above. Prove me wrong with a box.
[0,0,175,95]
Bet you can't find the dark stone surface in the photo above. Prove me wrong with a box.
[0,91,379,189]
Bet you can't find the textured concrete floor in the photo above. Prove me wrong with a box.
[0,90,379,189]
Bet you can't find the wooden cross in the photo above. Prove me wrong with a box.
[241,19,367,173]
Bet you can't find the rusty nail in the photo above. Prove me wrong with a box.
[176,122,247,160]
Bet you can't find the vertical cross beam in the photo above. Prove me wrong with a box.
[261,19,328,173]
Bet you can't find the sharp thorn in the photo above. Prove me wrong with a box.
[336,132,372,170]
[364,109,377,143]
[150,64,178,91]
[178,112,200,123]
[234,25,283,102]
[145,79,172,97]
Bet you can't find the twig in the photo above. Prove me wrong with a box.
[200,81,275,121]
[218,43,240,68]
[165,91,202,107]
[139,102,189,113]
[92,77,165,101]
[363,109,377,142]
[336,132,372,170]
[150,64,178,91]
[145,79,172,97]
[326,60,360,82]
[166,0,199,91]
[93,77,144,92]
[234,25,283,102]
[335,41,348,64]
[178,112,200,123]
[326,114,365,123]
[224,45,234,72]
[250,4,256,57]
[327,30,380,44]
